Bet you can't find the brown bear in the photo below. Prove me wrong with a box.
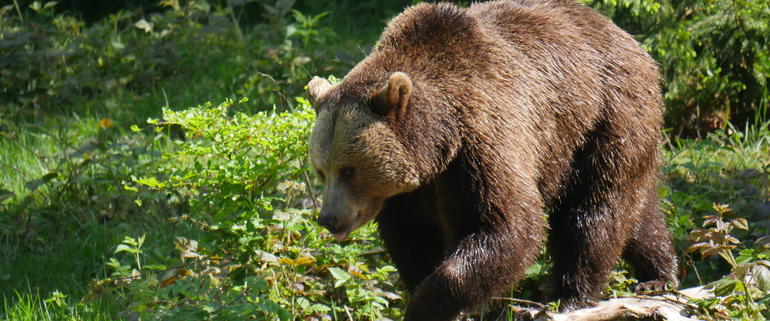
[306,0,679,320]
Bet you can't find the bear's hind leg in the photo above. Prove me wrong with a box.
[547,121,662,310]
[622,188,679,292]
[548,200,630,310]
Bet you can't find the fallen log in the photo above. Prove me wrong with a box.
[503,286,713,321]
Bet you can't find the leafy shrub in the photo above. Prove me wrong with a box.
[687,204,770,320]
[1,2,218,111]
[662,120,770,320]
[585,0,770,135]
[0,0,348,118]
[90,98,403,320]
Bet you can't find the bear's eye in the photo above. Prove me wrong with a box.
[339,166,355,180]
[315,168,326,182]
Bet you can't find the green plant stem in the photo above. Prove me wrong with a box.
[12,0,23,23]
[719,250,738,268]
[227,3,244,43]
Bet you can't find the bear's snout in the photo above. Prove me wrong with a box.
[316,213,338,232]
[317,210,354,241]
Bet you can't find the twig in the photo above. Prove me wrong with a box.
[226,2,244,43]
[105,256,235,283]
[361,248,388,256]
[300,159,319,210]
[258,72,291,110]
[12,0,23,23]
[491,296,547,309]
[628,294,700,310]
[211,292,247,317]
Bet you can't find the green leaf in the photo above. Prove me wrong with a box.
[25,172,58,191]
[123,236,138,246]
[328,267,351,287]
[134,19,153,33]
[114,244,134,254]
[712,278,738,296]
[731,218,749,230]
[135,176,165,188]
[277,308,291,321]
[754,264,770,291]
[130,124,142,132]
[307,304,331,313]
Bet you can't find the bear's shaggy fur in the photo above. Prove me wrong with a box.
[306,0,679,320]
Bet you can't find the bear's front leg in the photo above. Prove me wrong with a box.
[404,225,543,321]
[377,186,449,291]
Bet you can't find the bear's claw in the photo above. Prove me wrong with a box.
[634,280,670,293]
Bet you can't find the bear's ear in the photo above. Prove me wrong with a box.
[307,77,332,108]
[371,72,412,118]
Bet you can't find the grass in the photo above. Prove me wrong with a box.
[2,291,113,321]
[0,228,109,298]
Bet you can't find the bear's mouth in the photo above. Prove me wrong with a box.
[329,224,353,241]
[330,211,361,241]
[333,229,351,241]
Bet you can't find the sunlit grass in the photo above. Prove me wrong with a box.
[2,290,113,321]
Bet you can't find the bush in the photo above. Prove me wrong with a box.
[1,2,220,112]
[0,0,347,118]
[89,98,404,320]
[662,121,770,320]
[586,0,770,136]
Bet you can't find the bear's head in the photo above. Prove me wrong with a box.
[307,72,421,240]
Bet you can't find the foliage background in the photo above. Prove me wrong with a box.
[1,0,768,320]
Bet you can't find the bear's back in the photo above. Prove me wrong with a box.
[344,0,661,163]
[366,0,659,112]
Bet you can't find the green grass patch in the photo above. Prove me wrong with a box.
[2,290,113,321]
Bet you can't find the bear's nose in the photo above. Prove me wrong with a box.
[317,214,338,231]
